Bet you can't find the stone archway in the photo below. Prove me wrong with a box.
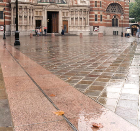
[106,3,123,14]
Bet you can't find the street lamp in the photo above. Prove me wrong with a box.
[121,14,124,37]
[3,8,6,39]
[14,0,20,46]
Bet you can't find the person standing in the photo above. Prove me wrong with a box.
[40,26,42,35]
[44,27,47,35]
[136,27,139,38]
[61,29,64,35]
[35,28,37,36]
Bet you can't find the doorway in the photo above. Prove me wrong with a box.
[47,11,59,33]
[36,20,41,28]
[63,20,68,33]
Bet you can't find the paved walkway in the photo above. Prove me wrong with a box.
[0,36,140,131]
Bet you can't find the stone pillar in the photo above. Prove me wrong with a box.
[74,10,75,26]
[22,7,24,25]
[87,11,89,25]
[82,10,83,26]
[78,10,79,26]
[27,8,29,25]
[69,11,71,26]
[18,8,20,25]
[33,9,35,29]
[44,9,47,27]
[30,8,32,29]
[11,7,13,24]
[59,10,62,33]
[43,7,45,28]
[27,8,29,30]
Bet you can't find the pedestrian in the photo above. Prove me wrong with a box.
[126,29,130,38]
[44,27,47,35]
[35,28,37,36]
[40,26,42,35]
[136,27,139,38]
[37,28,40,36]
[61,29,64,35]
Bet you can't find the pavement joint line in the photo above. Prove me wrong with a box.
[65,53,113,86]
[4,45,78,131]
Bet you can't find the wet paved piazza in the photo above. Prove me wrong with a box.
[5,35,140,128]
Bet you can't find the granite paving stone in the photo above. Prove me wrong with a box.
[2,36,140,130]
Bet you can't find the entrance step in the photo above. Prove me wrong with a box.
[33,33,77,36]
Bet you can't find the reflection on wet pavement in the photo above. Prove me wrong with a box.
[6,36,140,128]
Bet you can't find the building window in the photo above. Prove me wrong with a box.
[95,14,97,21]
[15,18,16,24]
[0,11,3,19]
[112,15,118,27]
[100,1,102,7]
[106,3,123,14]
[100,15,102,21]
[95,1,97,7]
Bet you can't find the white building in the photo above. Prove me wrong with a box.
[10,0,90,35]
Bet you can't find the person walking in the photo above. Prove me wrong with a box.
[35,28,37,36]
[61,29,64,35]
[136,27,139,38]
[40,26,42,35]
[44,27,47,35]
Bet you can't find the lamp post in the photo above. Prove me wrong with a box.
[3,8,6,39]
[14,0,20,46]
[121,14,124,37]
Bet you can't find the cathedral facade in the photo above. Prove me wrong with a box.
[0,0,129,36]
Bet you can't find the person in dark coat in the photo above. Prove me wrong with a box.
[61,29,64,35]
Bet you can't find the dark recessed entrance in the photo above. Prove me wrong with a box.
[47,11,59,33]
[36,20,41,28]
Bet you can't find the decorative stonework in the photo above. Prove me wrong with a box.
[106,3,123,14]
[47,4,59,9]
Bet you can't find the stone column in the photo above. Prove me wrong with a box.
[43,7,45,28]
[44,8,47,27]
[74,10,75,26]
[27,8,29,30]
[69,11,71,26]
[33,9,35,29]
[11,7,13,24]
[30,8,32,29]
[87,11,89,25]
[22,7,24,30]
[27,8,29,25]
[59,10,62,33]
[18,8,20,25]
[82,10,83,26]
[78,10,79,26]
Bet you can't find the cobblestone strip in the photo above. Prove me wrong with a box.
[115,41,139,127]
[0,64,13,131]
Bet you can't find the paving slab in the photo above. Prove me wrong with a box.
[0,37,140,130]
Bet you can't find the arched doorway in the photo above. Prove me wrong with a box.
[130,24,139,36]
[106,3,123,27]
[112,15,118,27]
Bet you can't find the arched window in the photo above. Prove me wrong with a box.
[112,15,118,27]
[106,3,123,14]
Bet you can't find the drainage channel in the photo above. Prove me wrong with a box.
[5,46,78,131]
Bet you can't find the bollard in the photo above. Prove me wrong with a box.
[30,33,33,38]
[80,33,83,38]
[52,33,55,37]
[98,33,103,37]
